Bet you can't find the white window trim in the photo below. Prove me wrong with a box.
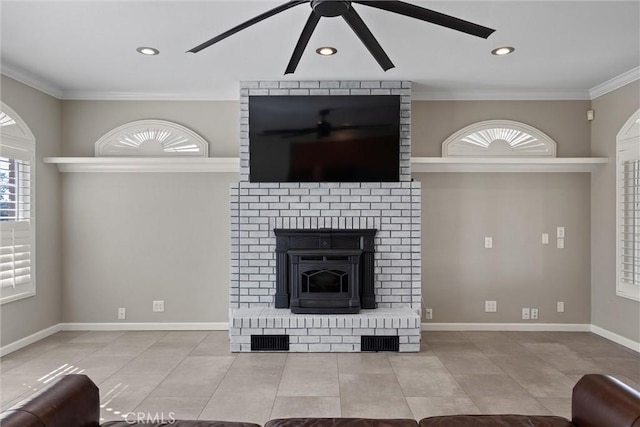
[616,108,640,302]
[95,119,209,157]
[0,102,36,304]
[442,120,557,158]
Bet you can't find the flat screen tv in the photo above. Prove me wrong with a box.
[249,95,400,182]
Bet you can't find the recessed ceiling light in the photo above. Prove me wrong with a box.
[136,47,159,56]
[491,46,515,56]
[316,47,337,56]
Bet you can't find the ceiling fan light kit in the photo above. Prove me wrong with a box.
[189,0,496,74]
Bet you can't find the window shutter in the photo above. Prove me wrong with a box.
[616,110,640,301]
[619,157,640,287]
[0,104,36,303]
[0,228,32,289]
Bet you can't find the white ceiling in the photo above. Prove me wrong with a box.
[1,1,639,100]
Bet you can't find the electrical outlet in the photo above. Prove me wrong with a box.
[557,227,565,238]
[531,308,539,320]
[152,300,164,312]
[484,237,493,249]
[485,300,497,312]
[522,308,530,320]
[542,233,549,244]
[557,301,565,313]
[118,307,126,320]
[425,308,433,320]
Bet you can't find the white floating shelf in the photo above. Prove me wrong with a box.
[410,157,608,173]
[44,156,608,173]
[43,157,240,173]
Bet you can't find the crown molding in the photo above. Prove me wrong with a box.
[415,89,591,101]
[61,90,237,101]
[589,66,640,100]
[3,62,637,102]
[62,89,593,101]
[1,64,64,99]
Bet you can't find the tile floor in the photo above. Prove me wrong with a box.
[1,330,638,424]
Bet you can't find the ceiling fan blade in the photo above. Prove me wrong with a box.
[188,0,309,53]
[353,1,495,39]
[285,12,321,74]
[342,7,395,71]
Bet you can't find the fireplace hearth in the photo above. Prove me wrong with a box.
[274,229,377,314]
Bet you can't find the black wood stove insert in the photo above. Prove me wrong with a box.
[274,229,377,314]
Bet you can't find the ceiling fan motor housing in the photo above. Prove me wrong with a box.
[311,0,350,17]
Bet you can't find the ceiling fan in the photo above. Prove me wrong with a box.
[188,0,496,74]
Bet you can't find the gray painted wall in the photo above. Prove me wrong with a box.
[61,100,239,157]
[0,76,62,346]
[59,98,594,326]
[412,100,592,157]
[61,172,235,323]
[417,172,591,323]
[591,81,640,342]
[413,100,592,323]
[60,100,240,323]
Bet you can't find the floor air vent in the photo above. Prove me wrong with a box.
[361,335,400,352]
[251,335,289,351]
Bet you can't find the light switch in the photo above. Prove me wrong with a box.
[542,233,549,244]
[557,238,564,249]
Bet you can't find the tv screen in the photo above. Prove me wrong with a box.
[249,95,400,182]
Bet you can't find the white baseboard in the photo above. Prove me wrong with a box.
[421,322,591,332]
[59,322,229,331]
[0,323,62,357]
[421,322,639,353]
[590,325,640,353]
[3,321,637,356]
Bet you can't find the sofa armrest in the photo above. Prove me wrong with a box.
[0,409,46,427]
[0,374,99,427]
[572,374,640,427]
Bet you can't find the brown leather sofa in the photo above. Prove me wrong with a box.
[1,374,638,427]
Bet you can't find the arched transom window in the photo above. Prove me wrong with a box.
[0,112,17,128]
[442,120,557,157]
[95,120,209,157]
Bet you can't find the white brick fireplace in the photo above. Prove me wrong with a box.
[229,80,421,352]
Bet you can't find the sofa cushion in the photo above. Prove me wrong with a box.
[102,421,262,427]
[419,415,573,426]
[265,418,418,427]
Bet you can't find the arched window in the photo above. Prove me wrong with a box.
[0,102,36,303]
[617,109,640,301]
[95,120,209,157]
[442,120,557,157]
